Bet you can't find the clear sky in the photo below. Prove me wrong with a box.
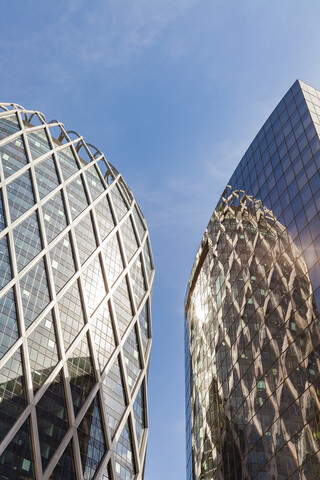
[1,1,320,478]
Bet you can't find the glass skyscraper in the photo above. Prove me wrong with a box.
[185,80,320,480]
[0,103,154,480]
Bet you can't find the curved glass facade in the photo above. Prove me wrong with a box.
[185,80,320,480]
[0,103,154,480]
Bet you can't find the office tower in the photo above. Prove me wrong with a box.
[0,103,154,480]
[185,80,320,480]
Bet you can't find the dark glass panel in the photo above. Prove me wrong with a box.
[49,441,76,480]
[0,289,18,359]
[0,417,35,479]
[0,348,26,441]
[36,371,69,470]
[77,394,106,480]
[68,334,96,416]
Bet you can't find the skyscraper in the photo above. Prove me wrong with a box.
[185,80,320,480]
[0,103,154,480]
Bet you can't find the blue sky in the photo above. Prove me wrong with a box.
[2,1,320,478]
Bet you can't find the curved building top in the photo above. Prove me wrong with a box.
[187,79,320,306]
[0,102,154,480]
[185,80,320,480]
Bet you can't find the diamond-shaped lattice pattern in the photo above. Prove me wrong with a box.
[185,80,320,480]
[0,105,154,480]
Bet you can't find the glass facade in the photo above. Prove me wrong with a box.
[185,80,320,480]
[0,103,154,480]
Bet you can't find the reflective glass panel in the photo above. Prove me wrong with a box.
[13,211,42,271]
[68,334,96,416]
[7,170,34,222]
[20,257,50,329]
[0,137,27,179]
